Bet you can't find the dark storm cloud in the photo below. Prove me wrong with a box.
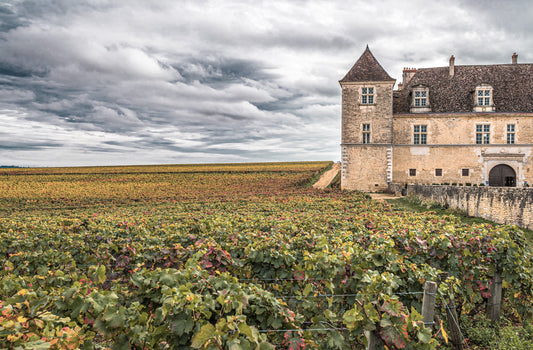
[0,62,38,78]
[0,2,28,32]
[0,0,531,166]
[0,137,63,150]
[251,32,354,52]
[176,55,276,84]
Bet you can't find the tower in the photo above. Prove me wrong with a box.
[339,46,395,191]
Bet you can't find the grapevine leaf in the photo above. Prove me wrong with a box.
[228,340,243,350]
[381,324,407,348]
[343,308,363,329]
[381,299,403,317]
[97,265,106,284]
[191,323,216,348]
[103,308,125,328]
[364,303,380,322]
[326,331,345,349]
[171,315,194,336]
[440,319,448,344]
[302,284,313,297]
[417,326,433,343]
[257,343,275,350]
[238,323,258,343]
[18,341,51,350]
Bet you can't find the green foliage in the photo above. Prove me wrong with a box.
[461,314,533,349]
[342,271,438,349]
[460,313,498,348]
[492,325,533,350]
[1,162,533,348]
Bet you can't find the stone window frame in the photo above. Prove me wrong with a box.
[507,124,516,144]
[413,124,428,145]
[475,124,491,144]
[410,85,431,113]
[360,86,375,105]
[409,168,417,177]
[362,123,371,144]
[435,168,443,177]
[473,83,495,112]
[462,168,470,177]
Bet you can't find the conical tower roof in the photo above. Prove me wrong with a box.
[340,46,395,82]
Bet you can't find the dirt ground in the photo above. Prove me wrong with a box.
[312,163,341,189]
[368,193,399,201]
[312,165,399,201]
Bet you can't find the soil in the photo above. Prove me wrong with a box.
[312,163,341,189]
[368,193,399,201]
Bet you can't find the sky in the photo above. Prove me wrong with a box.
[1,0,532,167]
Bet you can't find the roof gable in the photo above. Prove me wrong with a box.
[340,46,395,83]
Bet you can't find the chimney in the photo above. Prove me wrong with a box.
[512,52,518,64]
[398,82,403,91]
[402,67,417,84]
[449,55,455,77]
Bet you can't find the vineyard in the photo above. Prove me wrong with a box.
[1,161,532,349]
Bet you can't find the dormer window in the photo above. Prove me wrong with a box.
[477,89,491,106]
[410,86,431,113]
[414,90,427,107]
[474,84,494,112]
[361,87,374,104]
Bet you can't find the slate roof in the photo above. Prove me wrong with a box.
[340,46,395,83]
[393,63,533,113]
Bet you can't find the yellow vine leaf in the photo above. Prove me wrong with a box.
[441,319,448,344]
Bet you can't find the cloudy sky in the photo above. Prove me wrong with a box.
[1,0,532,167]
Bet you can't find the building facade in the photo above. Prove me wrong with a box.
[340,46,533,192]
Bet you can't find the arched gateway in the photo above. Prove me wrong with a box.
[488,164,516,187]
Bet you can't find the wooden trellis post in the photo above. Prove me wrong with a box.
[486,270,503,322]
[365,330,383,350]
[367,281,437,349]
[445,295,463,349]
[422,281,437,327]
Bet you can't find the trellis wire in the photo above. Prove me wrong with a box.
[277,291,424,299]
[439,289,465,344]
[256,289,431,334]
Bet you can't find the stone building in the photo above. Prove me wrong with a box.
[340,46,533,192]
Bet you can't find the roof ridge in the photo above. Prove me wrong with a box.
[340,46,395,83]
[416,62,533,71]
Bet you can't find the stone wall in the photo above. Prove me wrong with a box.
[406,184,533,230]
[392,145,533,186]
[388,183,404,196]
[393,112,533,145]
[342,145,390,192]
[340,80,395,192]
[391,113,533,187]
[341,81,394,144]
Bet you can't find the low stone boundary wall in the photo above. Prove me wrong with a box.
[405,184,533,230]
[388,183,404,196]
